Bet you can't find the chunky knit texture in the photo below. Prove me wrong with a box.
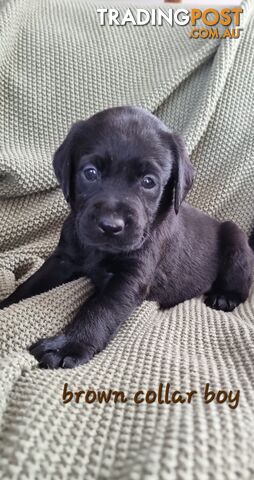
[0,1,254,478]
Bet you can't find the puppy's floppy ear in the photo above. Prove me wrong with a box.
[170,132,195,214]
[53,123,81,203]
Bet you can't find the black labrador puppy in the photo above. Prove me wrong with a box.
[1,107,253,368]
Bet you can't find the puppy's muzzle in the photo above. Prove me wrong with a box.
[76,195,147,251]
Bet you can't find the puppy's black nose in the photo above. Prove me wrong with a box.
[98,217,124,235]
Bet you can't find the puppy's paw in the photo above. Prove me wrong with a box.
[205,292,240,312]
[29,334,95,369]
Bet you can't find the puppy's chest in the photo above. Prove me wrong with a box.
[82,250,116,289]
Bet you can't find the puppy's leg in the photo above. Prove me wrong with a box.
[205,221,253,312]
[0,252,82,310]
[0,214,83,309]
[29,261,151,368]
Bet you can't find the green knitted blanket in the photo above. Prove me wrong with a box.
[1,0,254,478]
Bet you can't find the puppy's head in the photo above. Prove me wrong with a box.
[53,107,194,253]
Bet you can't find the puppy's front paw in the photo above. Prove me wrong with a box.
[205,292,240,312]
[29,334,95,369]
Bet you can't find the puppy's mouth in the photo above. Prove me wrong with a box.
[96,233,148,253]
[76,222,148,253]
[80,233,147,253]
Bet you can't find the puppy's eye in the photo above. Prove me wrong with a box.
[84,167,98,182]
[141,175,156,189]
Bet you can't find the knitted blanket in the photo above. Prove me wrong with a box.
[1,0,254,478]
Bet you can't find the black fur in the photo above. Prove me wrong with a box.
[250,228,254,251]
[1,107,253,369]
